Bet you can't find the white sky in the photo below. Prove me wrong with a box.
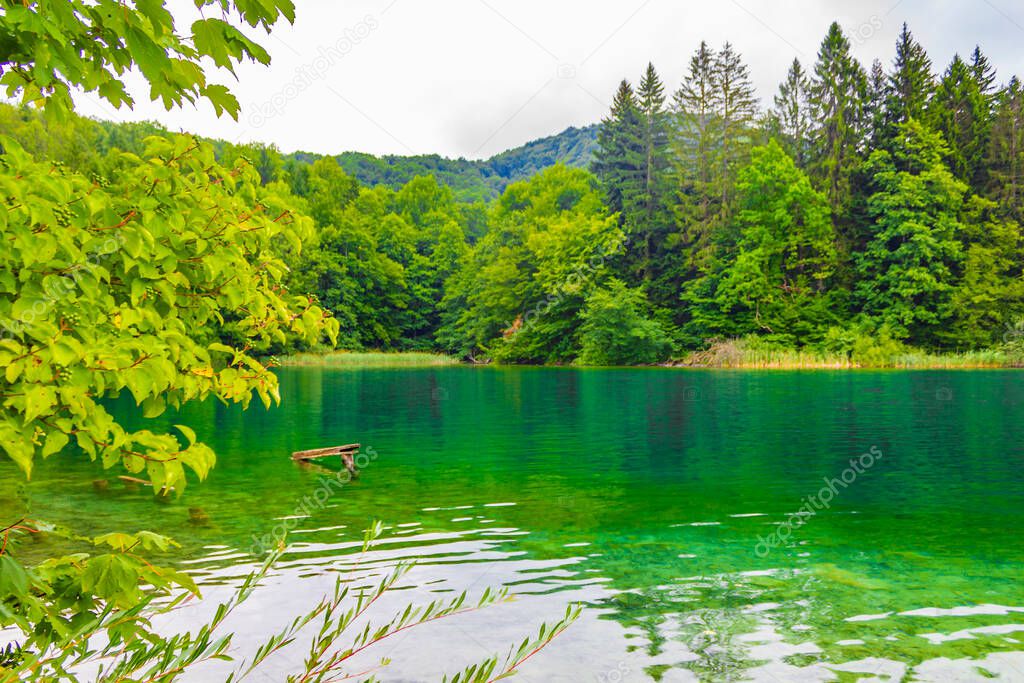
[72,0,1024,160]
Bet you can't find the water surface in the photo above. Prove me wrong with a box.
[5,368,1024,681]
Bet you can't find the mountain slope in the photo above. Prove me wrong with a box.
[292,124,600,202]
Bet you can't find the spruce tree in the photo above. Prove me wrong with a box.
[714,42,759,216]
[986,77,1024,222]
[931,54,991,191]
[635,63,673,285]
[970,45,997,95]
[808,22,868,215]
[593,79,645,220]
[884,24,935,131]
[769,58,812,167]
[671,41,721,268]
[856,120,966,346]
[865,59,888,149]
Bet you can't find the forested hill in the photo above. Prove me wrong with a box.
[292,124,599,201]
[0,102,596,202]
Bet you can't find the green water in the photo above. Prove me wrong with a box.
[4,368,1024,681]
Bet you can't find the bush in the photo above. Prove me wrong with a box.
[577,280,672,366]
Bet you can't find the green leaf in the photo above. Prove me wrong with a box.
[202,84,241,120]
[93,532,139,552]
[174,424,197,446]
[42,430,69,458]
[24,385,56,425]
[0,555,30,599]
[81,554,141,606]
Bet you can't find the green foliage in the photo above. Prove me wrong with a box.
[286,160,406,349]
[699,141,836,344]
[577,279,671,366]
[855,120,966,345]
[0,134,336,483]
[943,195,1024,347]
[593,79,645,220]
[885,24,936,133]
[0,0,295,119]
[931,54,991,190]
[808,22,868,214]
[987,77,1024,223]
[440,165,622,363]
[821,322,906,367]
[768,58,812,167]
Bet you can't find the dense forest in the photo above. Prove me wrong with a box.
[5,21,1024,366]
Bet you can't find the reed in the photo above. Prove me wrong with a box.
[279,351,461,368]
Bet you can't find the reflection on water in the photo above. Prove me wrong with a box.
[4,367,1024,681]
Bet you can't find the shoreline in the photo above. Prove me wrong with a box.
[276,350,1022,371]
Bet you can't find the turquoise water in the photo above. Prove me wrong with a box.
[4,368,1024,681]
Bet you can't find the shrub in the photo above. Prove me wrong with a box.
[577,280,672,366]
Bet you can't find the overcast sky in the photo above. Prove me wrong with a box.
[73,0,1024,160]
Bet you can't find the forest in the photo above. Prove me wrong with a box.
[4,21,1024,367]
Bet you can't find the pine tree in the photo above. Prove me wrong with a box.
[987,77,1024,222]
[931,54,990,191]
[714,42,759,216]
[865,59,888,149]
[769,58,812,167]
[593,79,645,219]
[808,22,868,215]
[884,23,935,131]
[671,41,721,269]
[970,45,997,95]
[635,63,673,284]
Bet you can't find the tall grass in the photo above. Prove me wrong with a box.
[676,339,855,369]
[887,349,1011,368]
[676,338,1021,369]
[279,350,461,368]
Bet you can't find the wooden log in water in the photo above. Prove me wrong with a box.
[291,443,360,461]
[291,444,361,477]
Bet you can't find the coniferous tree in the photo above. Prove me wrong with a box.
[970,45,997,96]
[635,63,673,285]
[884,24,935,134]
[593,80,645,220]
[944,195,1024,347]
[714,42,759,217]
[931,54,991,191]
[808,22,868,215]
[768,58,812,167]
[864,59,888,150]
[987,77,1024,222]
[671,41,721,273]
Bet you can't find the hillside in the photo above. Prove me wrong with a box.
[0,101,598,203]
[296,124,600,202]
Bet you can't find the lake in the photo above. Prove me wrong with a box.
[5,368,1024,681]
